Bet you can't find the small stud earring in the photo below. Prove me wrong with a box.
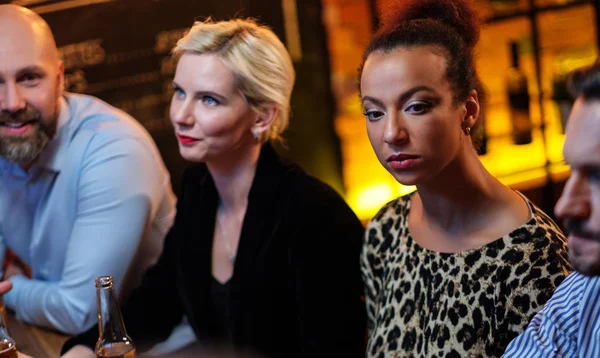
[252,128,259,141]
[463,126,471,136]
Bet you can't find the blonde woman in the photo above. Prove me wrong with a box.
[62,18,366,357]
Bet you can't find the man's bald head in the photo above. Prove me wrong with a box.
[0,4,63,166]
[0,4,59,63]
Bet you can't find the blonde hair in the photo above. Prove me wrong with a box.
[173,18,296,143]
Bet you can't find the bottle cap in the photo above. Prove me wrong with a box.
[95,275,113,288]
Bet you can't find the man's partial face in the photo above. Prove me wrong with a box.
[555,98,600,276]
[0,19,62,166]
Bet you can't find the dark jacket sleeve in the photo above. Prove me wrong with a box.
[289,176,367,357]
[61,179,188,354]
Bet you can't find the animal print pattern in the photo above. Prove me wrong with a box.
[361,193,571,357]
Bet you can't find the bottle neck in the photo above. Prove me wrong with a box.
[0,299,16,346]
[97,284,129,340]
[0,300,8,330]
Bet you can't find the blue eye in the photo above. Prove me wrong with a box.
[202,96,220,106]
[172,86,185,100]
[364,110,384,122]
[405,101,431,114]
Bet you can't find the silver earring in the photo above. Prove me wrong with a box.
[463,126,471,136]
[252,128,259,141]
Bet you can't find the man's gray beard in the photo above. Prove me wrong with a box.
[0,130,51,164]
[0,112,58,165]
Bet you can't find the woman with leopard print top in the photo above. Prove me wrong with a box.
[358,0,571,357]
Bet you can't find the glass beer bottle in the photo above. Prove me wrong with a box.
[0,299,17,358]
[95,276,136,358]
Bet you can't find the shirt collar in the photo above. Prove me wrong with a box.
[55,95,70,132]
[0,97,71,176]
[30,96,72,173]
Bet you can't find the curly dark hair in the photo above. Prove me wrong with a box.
[358,0,487,145]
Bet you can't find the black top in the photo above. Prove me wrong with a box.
[62,144,367,357]
[209,276,233,345]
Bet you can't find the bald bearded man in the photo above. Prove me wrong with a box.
[0,5,176,335]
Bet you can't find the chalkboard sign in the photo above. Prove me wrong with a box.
[3,0,344,196]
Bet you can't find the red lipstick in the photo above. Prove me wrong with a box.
[177,134,199,145]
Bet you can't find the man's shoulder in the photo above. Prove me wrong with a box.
[65,92,131,123]
[545,272,598,311]
[63,93,160,154]
[502,272,597,357]
[539,273,600,343]
[567,272,600,300]
[64,93,153,143]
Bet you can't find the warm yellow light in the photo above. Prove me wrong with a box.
[349,183,394,220]
[398,184,417,197]
[349,182,416,221]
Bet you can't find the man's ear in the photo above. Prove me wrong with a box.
[57,60,65,96]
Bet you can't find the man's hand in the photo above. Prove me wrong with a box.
[0,280,12,295]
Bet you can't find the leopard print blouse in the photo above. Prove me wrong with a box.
[361,193,571,358]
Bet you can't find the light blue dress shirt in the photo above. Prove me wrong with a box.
[503,272,600,357]
[0,93,176,335]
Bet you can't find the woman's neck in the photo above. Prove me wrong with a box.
[414,145,512,233]
[207,143,261,212]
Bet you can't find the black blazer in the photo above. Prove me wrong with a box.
[63,145,366,357]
